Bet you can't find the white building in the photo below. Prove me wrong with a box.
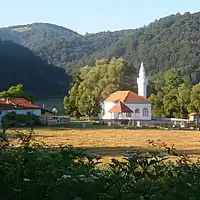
[0,98,42,126]
[100,62,151,122]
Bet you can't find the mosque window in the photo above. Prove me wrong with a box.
[142,108,149,117]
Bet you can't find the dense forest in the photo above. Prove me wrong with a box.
[1,11,200,100]
[1,12,200,85]
[0,39,71,98]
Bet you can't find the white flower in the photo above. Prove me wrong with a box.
[62,174,72,179]
[28,151,34,154]
[90,175,99,180]
[78,175,86,178]
[95,172,104,177]
[24,178,30,182]
[187,183,192,187]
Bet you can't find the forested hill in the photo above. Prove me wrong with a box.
[0,39,71,98]
[0,23,81,45]
[1,12,200,83]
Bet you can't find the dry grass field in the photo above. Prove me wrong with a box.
[9,128,200,163]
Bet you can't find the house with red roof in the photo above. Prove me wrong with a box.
[100,63,152,122]
[0,98,42,126]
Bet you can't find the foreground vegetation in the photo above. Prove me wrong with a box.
[1,128,200,200]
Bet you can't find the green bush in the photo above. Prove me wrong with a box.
[1,129,200,199]
[2,112,40,127]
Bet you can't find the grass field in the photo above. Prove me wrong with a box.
[8,128,200,163]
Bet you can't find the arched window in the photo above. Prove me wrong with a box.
[135,109,140,114]
[142,108,149,117]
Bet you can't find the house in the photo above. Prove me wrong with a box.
[41,108,54,125]
[189,113,200,123]
[100,62,152,123]
[0,98,42,126]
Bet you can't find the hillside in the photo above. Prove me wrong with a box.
[1,12,200,83]
[0,23,81,45]
[0,39,71,98]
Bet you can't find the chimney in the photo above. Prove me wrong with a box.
[6,98,9,104]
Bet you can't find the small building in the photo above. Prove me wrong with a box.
[0,98,42,126]
[41,108,54,125]
[189,113,200,122]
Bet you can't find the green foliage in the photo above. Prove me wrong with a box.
[64,58,136,117]
[149,92,165,117]
[0,38,71,98]
[163,69,181,94]
[149,69,194,118]
[0,84,30,100]
[1,129,200,199]
[2,112,40,127]
[1,12,200,85]
[188,83,200,114]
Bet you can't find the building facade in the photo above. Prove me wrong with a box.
[0,98,42,126]
[100,62,152,122]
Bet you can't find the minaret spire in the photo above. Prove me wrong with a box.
[139,62,146,77]
[137,62,148,98]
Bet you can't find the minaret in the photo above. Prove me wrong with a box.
[137,62,148,98]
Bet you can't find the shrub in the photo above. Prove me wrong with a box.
[1,129,200,199]
[2,112,40,127]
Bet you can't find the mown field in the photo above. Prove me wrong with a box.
[8,128,200,163]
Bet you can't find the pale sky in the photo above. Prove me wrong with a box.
[1,0,199,34]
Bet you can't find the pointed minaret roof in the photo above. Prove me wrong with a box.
[139,62,145,76]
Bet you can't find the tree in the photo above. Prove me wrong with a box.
[76,90,101,117]
[164,69,181,94]
[163,89,180,118]
[63,84,81,118]
[177,79,192,118]
[64,58,136,117]
[188,83,200,114]
[149,92,165,117]
[0,84,31,101]
[150,71,192,118]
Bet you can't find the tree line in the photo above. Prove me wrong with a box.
[64,58,200,119]
[149,68,200,118]
[2,12,200,86]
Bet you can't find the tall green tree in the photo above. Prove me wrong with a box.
[150,70,192,118]
[148,92,164,117]
[177,78,192,118]
[64,57,136,117]
[163,89,180,118]
[164,69,181,94]
[188,83,200,114]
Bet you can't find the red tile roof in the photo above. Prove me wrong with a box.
[104,91,151,103]
[0,98,40,110]
[109,101,133,113]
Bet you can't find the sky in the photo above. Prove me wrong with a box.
[0,0,200,34]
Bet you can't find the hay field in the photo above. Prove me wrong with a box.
[9,128,200,163]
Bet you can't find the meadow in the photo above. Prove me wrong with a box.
[8,127,200,162]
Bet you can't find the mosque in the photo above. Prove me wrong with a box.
[100,62,152,122]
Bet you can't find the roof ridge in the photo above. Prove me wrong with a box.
[123,91,130,102]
